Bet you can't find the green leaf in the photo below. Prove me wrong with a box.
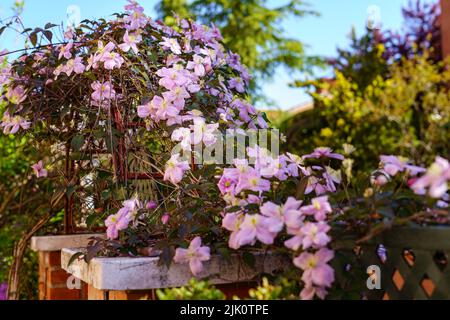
[67,252,84,267]
[71,135,84,151]
[261,112,271,124]
[101,190,110,200]
[242,251,256,268]
[85,215,97,228]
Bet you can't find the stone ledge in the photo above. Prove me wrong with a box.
[61,248,289,291]
[31,234,105,252]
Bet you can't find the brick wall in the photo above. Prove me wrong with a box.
[38,251,87,300]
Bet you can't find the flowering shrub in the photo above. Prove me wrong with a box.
[1,1,449,300]
[157,279,226,300]
[0,0,263,238]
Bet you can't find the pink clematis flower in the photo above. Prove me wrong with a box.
[300,285,328,301]
[152,95,180,121]
[235,167,271,194]
[162,86,190,110]
[72,57,86,74]
[6,86,27,105]
[101,51,124,70]
[105,198,141,239]
[300,222,331,250]
[137,101,152,118]
[294,248,335,288]
[218,168,240,195]
[171,127,192,151]
[187,54,208,77]
[85,55,97,71]
[93,41,116,64]
[228,77,245,93]
[1,113,31,134]
[286,152,309,177]
[284,227,305,251]
[125,0,143,12]
[174,237,211,276]
[190,117,220,147]
[323,166,342,193]
[160,37,182,55]
[31,161,48,178]
[164,153,190,185]
[62,57,85,76]
[248,146,279,178]
[124,2,148,30]
[156,67,190,90]
[91,81,116,108]
[137,101,155,119]
[222,212,244,249]
[234,214,277,247]
[260,197,303,233]
[301,196,332,221]
[380,155,425,177]
[119,30,142,54]
[305,175,328,196]
[411,157,450,198]
[260,201,285,233]
[58,42,73,60]
[283,197,305,231]
[303,147,345,161]
[105,212,130,240]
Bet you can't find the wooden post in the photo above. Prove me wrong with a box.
[442,0,450,59]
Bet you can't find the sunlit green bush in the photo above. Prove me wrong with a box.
[283,52,450,172]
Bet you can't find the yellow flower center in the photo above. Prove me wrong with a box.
[249,177,258,186]
[429,163,442,177]
[313,200,321,211]
[307,257,317,268]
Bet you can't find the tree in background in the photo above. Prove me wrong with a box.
[155,0,320,101]
[384,0,442,63]
[326,28,388,92]
[295,0,442,93]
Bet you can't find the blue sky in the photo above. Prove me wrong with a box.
[0,0,436,109]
